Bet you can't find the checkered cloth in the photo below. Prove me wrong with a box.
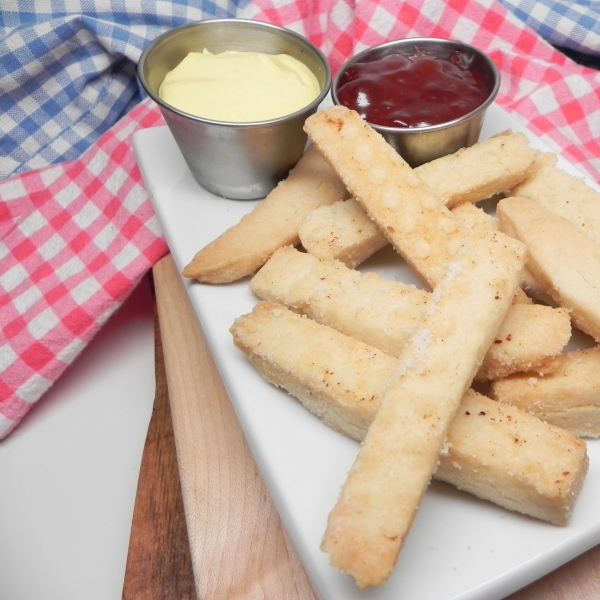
[0,0,249,180]
[1,0,600,439]
[497,0,600,57]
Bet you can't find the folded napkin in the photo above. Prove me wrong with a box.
[1,0,600,439]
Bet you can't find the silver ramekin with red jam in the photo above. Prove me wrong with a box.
[332,38,500,167]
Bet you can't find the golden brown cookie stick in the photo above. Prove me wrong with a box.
[250,246,429,357]
[304,105,466,288]
[182,144,347,283]
[491,346,600,437]
[414,130,538,208]
[300,119,536,283]
[477,302,571,380]
[230,301,588,526]
[321,226,525,587]
[497,196,600,342]
[299,130,538,266]
[509,152,600,243]
[250,246,571,379]
[298,198,388,269]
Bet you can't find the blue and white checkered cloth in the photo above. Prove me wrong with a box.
[0,0,598,180]
[0,1,250,179]
[498,0,600,58]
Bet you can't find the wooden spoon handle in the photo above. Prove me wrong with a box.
[152,254,317,599]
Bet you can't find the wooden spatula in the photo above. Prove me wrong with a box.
[123,254,317,599]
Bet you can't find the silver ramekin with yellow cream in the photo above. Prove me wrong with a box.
[138,19,331,200]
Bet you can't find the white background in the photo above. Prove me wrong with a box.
[0,276,156,600]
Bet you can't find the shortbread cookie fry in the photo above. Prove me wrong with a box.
[298,128,538,274]
[497,196,600,342]
[491,346,600,437]
[478,303,571,380]
[509,152,600,243]
[250,246,429,357]
[451,202,545,302]
[450,200,499,230]
[298,196,541,304]
[321,227,525,587]
[438,389,587,525]
[299,196,541,303]
[299,198,388,268]
[231,301,393,441]
[182,144,348,283]
[251,246,570,378]
[304,105,466,288]
[415,130,538,208]
[230,301,588,525]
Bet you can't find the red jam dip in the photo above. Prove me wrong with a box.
[335,50,493,128]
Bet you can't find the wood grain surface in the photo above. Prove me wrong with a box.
[122,295,197,600]
[122,254,600,599]
[149,254,317,599]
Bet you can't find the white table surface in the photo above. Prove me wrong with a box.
[0,276,156,600]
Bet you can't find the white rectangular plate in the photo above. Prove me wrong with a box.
[133,102,600,600]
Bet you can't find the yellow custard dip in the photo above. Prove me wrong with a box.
[158,49,321,122]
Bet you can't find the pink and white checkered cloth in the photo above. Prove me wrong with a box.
[1,0,599,439]
[0,103,168,438]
